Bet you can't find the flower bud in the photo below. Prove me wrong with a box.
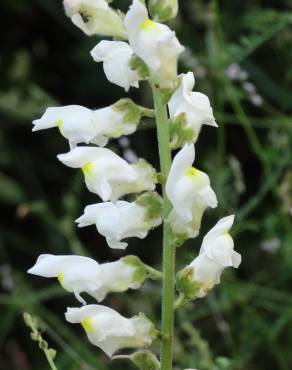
[149,0,178,22]
[63,0,127,39]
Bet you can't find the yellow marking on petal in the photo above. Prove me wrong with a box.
[140,19,157,31]
[185,167,199,178]
[224,232,232,238]
[81,162,94,178]
[57,119,64,136]
[57,119,63,129]
[81,317,94,333]
[57,273,65,286]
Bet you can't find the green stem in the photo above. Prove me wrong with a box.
[151,84,175,370]
[145,265,163,280]
[174,293,187,310]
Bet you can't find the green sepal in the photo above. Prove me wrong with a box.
[122,255,162,282]
[135,191,163,223]
[176,267,201,299]
[131,350,161,370]
[173,232,190,248]
[136,312,159,340]
[122,255,149,285]
[133,158,158,184]
[129,54,150,79]
[112,98,154,125]
[152,77,179,104]
[170,112,196,149]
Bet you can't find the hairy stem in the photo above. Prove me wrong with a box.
[152,85,175,370]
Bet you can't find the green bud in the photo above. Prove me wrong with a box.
[23,312,57,367]
[129,54,150,80]
[39,339,48,351]
[170,113,197,150]
[149,0,178,22]
[131,350,160,370]
[176,267,201,299]
[30,332,39,341]
[23,312,33,327]
[47,348,57,360]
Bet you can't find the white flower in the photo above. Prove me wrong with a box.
[32,105,98,149]
[166,144,217,241]
[33,100,152,149]
[168,72,217,147]
[65,305,156,357]
[125,0,184,89]
[63,0,127,39]
[28,254,157,303]
[91,41,141,91]
[57,147,156,201]
[27,254,101,304]
[188,215,241,297]
[76,192,162,249]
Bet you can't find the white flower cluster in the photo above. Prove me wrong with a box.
[28,0,241,365]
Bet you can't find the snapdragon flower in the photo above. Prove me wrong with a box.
[166,144,217,243]
[65,305,157,356]
[125,0,184,90]
[32,105,96,149]
[168,72,218,148]
[27,255,101,304]
[33,100,152,149]
[57,147,157,201]
[91,41,141,91]
[28,254,159,304]
[176,216,241,299]
[76,192,162,249]
[63,0,127,39]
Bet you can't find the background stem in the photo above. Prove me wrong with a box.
[152,85,175,370]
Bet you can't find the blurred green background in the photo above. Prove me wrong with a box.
[1,0,292,369]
